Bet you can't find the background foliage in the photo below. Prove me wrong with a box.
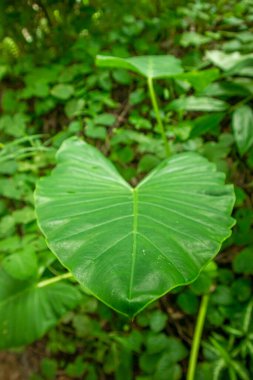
[0,0,253,379]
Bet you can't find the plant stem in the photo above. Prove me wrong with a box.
[37,272,73,288]
[187,293,210,380]
[147,77,170,157]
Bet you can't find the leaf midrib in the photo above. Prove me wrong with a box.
[128,188,138,301]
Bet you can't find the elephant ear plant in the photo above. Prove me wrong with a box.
[0,55,235,379]
[35,55,235,379]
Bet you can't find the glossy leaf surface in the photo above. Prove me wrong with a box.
[0,269,81,349]
[96,55,183,79]
[35,138,235,317]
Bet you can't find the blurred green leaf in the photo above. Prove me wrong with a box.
[233,247,253,275]
[51,84,74,100]
[177,290,199,314]
[168,97,228,112]
[2,250,38,280]
[149,310,168,332]
[232,106,253,156]
[0,268,81,349]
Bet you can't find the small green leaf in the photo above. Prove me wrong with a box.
[232,105,253,156]
[129,89,146,105]
[211,285,234,306]
[138,155,160,174]
[94,113,116,126]
[72,314,93,337]
[51,84,74,100]
[232,278,251,302]
[0,113,28,137]
[65,356,86,377]
[180,32,211,47]
[177,290,199,314]
[112,69,132,85]
[146,333,169,354]
[111,146,134,164]
[165,337,188,362]
[233,247,253,275]
[139,352,159,374]
[65,98,85,118]
[12,206,35,224]
[149,310,168,332]
[85,124,107,140]
[154,361,181,380]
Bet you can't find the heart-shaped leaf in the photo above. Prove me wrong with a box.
[35,138,235,317]
[96,55,183,79]
[0,269,81,349]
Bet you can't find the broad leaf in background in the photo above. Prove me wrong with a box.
[232,106,253,155]
[0,268,81,348]
[96,55,183,79]
[224,58,253,77]
[202,81,251,98]
[35,138,235,317]
[2,250,38,280]
[168,97,228,112]
[206,50,253,71]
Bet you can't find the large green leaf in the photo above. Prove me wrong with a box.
[35,138,235,317]
[96,55,183,79]
[0,269,81,349]
[232,105,253,156]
